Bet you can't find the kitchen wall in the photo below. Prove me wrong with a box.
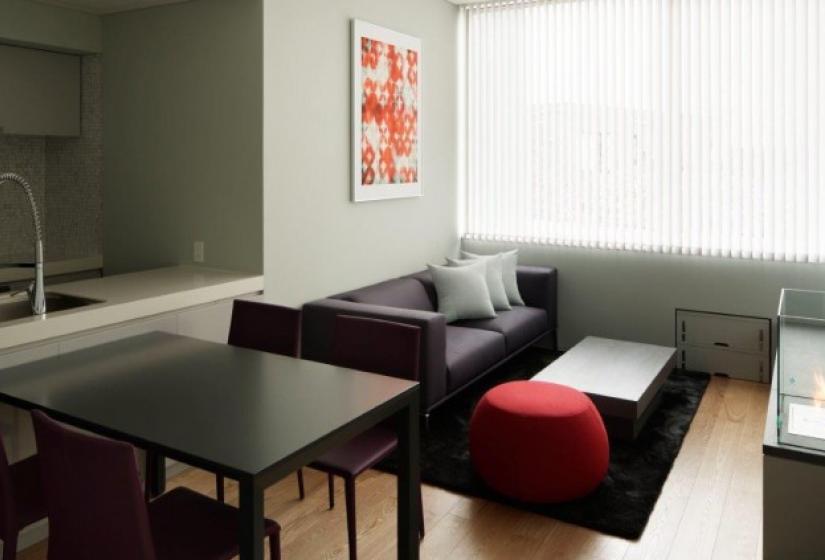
[263,0,460,306]
[464,239,825,350]
[0,0,101,53]
[102,0,263,275]
[0,55,102,267]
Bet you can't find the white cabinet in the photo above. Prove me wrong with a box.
[679,311,768,354]
[680,345,768,382]
[0,296,241,465]
[177,300,233,343]
[0,294,249,553]
[0,342,60,369]
[0,343,59,461]
[676,309,771,382]
[59,315,178,353]
[0,44,80,137]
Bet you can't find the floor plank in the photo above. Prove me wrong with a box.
[623,374,728,560]
[710,381,766,560]
[667,377,756,560]
[16,376,768,560]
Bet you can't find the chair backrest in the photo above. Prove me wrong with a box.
[0,436,17,543]
[228,300,301,358]
[31,410,156,560]
[336,277,436,312]
[331,315,421,381]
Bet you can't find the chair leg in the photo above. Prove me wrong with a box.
[419,488,425,540]
[268,530,281,560]
[216,474,225,503]
[327,473,335,509]
[2,533,17,560]
[345,477,357,560]
[144,451,153,503]
[297,469,305,500]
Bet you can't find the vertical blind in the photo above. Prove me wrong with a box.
[465,0,825,262]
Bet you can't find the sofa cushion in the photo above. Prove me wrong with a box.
[463,249,525,306]
[405,271,438,309]
[445,326,506,392]
[428,261,496,323]
[447,255,511,311]
[454,306,548,353]
[339,278,435,312]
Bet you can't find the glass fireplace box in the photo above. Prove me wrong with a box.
[777,288,825,452]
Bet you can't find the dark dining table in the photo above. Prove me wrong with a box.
[0,331,421,560]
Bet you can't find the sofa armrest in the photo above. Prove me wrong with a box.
[301,299,448,412]
[517,266,557,331]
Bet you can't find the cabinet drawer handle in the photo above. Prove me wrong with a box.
[713,342,730,348]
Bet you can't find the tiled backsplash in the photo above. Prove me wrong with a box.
[0,55,102,265]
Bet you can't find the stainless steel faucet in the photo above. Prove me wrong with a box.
[0,173,46,315]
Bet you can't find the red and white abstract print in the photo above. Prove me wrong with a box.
[360,37,419,186]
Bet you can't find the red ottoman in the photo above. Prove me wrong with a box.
[470,380,609,503]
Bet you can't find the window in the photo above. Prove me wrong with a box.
[464,0,825,262]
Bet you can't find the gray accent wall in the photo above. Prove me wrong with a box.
[102,0,263,275]
[46,56,103,263]
[464,239,825,351]
[0,0,101,54]
[0,55,102,265]
[263,0,460,306]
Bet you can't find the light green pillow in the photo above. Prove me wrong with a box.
[462,249,525,306]
[427,260,496,323]
[446,254,511,311]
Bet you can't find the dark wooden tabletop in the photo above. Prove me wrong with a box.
[0,331,419,479]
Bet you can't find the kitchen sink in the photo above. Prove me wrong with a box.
[0,292,104,323]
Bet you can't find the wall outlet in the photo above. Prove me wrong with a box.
[193,241,205,263]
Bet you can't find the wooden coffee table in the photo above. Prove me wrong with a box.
[533,336,676,440]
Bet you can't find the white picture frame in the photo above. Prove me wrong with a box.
[351,19,422,202]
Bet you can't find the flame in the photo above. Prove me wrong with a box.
[814,370,825,407]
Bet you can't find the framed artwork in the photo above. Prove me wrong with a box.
[352,19,422,202]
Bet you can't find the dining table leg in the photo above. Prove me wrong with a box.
[396,390,421,560]
[147,450,166,498]
[239,476,265,560]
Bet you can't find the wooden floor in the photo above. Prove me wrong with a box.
[18,376,768,560]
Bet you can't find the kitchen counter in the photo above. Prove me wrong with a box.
[0,265,263,352]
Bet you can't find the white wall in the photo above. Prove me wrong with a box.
[263,0,459,306]
[464,239,825,350]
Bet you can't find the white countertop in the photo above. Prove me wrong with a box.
[0,265,263,352]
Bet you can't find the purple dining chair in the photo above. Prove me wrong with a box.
[32,409,280,560]
[298,314,425,560]
[228,299,301,357]
[215,299,304,503]
[0,433,46,560]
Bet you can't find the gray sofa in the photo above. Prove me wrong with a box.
[301,266,557,417]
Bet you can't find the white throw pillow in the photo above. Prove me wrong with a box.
[462,249,525,306]
[427,260,496,323]
[446,254,511,311]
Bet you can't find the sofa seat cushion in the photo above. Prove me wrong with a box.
[446,326,506,392]
[454,306,548,353]
[340,278,435,312]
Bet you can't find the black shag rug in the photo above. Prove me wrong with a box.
[378,347,710,540]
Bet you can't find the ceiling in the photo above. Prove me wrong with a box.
[34,0,191,15]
